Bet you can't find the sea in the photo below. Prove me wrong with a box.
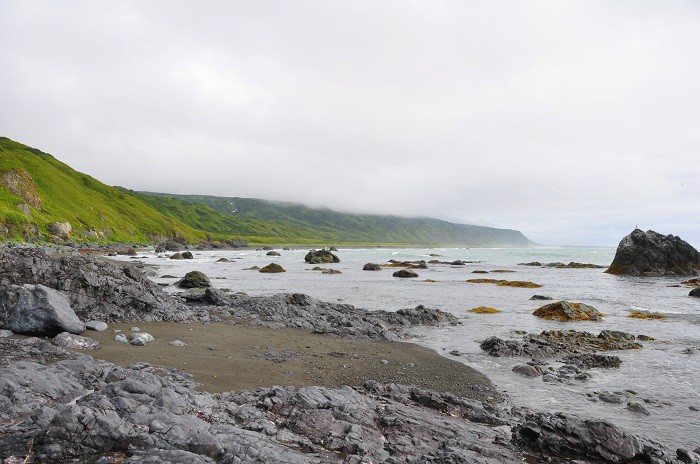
[116,246,700,449]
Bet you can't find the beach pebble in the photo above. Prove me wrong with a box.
[85,321,108,331]
[380,359,389,365]
[0,329,13,338]
[53,332,100,350]
[130,333,154,346]
[169,340,187,347]
[115,334,128,343]
[130,327,141,332]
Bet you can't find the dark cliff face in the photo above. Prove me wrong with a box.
[605,229,700,276]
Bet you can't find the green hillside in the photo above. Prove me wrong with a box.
[139,192,537,247]
[0,137,535,246]
[0,137,204,243]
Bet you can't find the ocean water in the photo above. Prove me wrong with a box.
[117,246,700,449]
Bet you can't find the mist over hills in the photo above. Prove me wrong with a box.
[0,137,535,246]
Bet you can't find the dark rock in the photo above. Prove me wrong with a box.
[451,260,466,265]
[363,263,382,271]
[266,251,281,256]
[606,228,700,276]
[321,269,341,274]
[262,246,274,250]
[393,269,419,278]
[52,332,100,350]
[184,293,458,340]
[259,263,286,273]
[690,287,700,297]
[395,305,460,326]
[626,401,650,415]
[177,271,212,288]
[304,249,340,264]
[533,301,604,322]
[216,257,230,263]
[512,365,542,377]
[0,283,85,336]
[562,353,622,369]
[529,295,552,300]
[481,330,641,358]
[181,251,194,259]
[170,253,185,260]
[329,246,338,251]
[514,411,676,463]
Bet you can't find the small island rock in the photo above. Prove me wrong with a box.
[606,228,700,276]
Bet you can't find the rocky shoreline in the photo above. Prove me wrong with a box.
[0,246,698,463]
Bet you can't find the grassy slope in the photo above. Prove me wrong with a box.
[0,137,203,242]
[140,192,537,247]
[0,137,535,246]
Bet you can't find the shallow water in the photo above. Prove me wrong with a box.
[116,246,700,449]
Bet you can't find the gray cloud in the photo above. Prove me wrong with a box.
[1,0,699,246]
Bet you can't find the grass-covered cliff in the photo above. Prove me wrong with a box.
[137,193,537,247]
[0,137,536,246]
[0,137,203,243]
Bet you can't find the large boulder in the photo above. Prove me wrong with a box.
[605,229,700,276]
[304,250,340,264]
[393,269,419,278]
[0,248,193,323]
[0,284,85,336]
[260,263,286,273]
[47,221,72,239]
[177,271,211,289]
[533,301,604,322]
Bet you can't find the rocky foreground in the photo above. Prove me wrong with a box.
[0,247,698,463]
[0,337,688,464]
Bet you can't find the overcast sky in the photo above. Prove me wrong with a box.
[1,1,698,246]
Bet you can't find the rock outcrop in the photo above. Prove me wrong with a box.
[393,269,419,278]
[304,249,340,264]
[0,337,681,464]
[185,290,458,340]
[533,301,604,322]
[0,247,196,323]
[177,271,212,288]
[606,229,700,276]
[259,263,286,273]
[0,283,85,335]
[47,221,72,239]
[481,330,642,358]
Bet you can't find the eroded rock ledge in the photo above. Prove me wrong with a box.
[0,337,686,464]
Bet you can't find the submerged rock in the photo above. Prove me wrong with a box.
[181,251,194,259]
[169,252,185,260]
[690,287,700,298]
[0,283,85,336]
[481,330,641,358]
[177,271,211,288]
[52,332,100,350]
[266,251,281,256]
[533,301,604,322]
[304,249,340,264]
[468,306,502,314]
[393,269,419,278]
[321,269,341,274]
[605,228,700,276]
[259,263,286,273]
[363,263,382,271]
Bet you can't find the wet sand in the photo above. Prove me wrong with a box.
[81,322,498,400]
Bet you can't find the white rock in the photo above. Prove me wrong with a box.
[115,334,128,343]
[85,321,108,331]
[130,333,154,346]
